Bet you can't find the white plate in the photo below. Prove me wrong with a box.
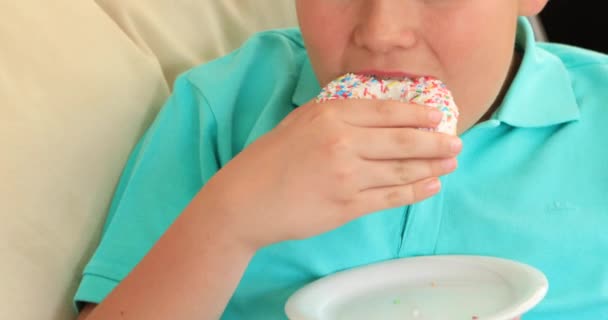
[285,255,548,320]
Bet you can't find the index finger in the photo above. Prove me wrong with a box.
[324,99,444,129]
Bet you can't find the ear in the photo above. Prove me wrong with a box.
[518,0,549,16]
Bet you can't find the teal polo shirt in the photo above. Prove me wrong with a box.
[75,18,608,319]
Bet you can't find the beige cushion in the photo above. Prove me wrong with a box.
[0,1,296,319]
[95,0,298,87]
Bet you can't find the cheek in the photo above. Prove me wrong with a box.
[298,6,352,85]
[304,26,344,64]
[427,16,500,74]
[424,13,517,106]
[422,2,516,75]
[307,29,351,85]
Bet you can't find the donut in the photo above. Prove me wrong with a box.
[316,73,459,135]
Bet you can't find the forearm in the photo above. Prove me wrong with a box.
[84,194,255,320]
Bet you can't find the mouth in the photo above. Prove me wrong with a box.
[354,70,429,80]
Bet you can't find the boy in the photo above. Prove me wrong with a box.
[76,0,608,319]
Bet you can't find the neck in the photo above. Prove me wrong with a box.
[476,50,523,125]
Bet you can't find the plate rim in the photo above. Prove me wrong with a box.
[284,255,549,320]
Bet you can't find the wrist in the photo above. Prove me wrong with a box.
[189,188,261,254]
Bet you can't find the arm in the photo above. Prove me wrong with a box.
[78,99,459,319]
[79,194,255,320]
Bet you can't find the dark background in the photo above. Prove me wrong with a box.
[539,1,607,53]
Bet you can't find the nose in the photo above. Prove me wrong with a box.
[353,0,418,54]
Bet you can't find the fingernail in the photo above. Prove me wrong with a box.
[451,139,463,153]
[426,178,441,193]
[428,110,443,123]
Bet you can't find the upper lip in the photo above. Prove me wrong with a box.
[354,70,427,79]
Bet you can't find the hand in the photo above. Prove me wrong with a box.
[196,99,462,250]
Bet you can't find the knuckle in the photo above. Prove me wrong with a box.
[385,189,410,207]
[393,129,415,148]
[333,166,355,184]
[333,195,354,209]
[373,101,393,118]
[322,133,352,157]
[394,160,412,183]
[411,186,426,203]
[332,192,358,217]
[310,105,339,125]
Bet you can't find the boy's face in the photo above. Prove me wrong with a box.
[296,0,547,131]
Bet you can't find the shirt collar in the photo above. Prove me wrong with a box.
[495,17,580,127]
[292,17,580,128]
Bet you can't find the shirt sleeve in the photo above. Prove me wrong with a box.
[73,74,221,310]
